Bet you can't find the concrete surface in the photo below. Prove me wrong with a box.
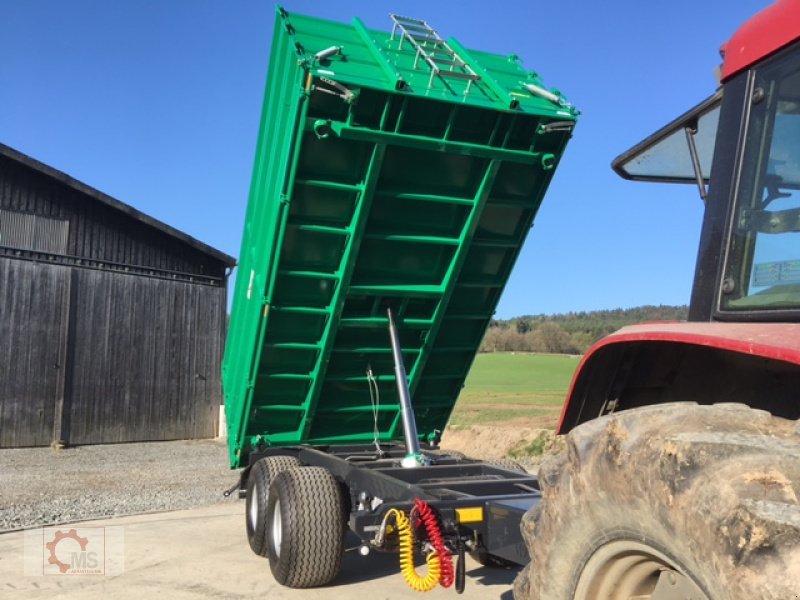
[0,502,519,599]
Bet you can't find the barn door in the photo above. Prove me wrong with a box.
[0,258,70,447]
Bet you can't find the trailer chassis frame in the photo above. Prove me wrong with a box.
[239,443,540,566]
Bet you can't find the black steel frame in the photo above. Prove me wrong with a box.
[244,443,540,565]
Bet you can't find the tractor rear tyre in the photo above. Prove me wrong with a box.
[266,466,346,588]
[514,403,800,600]
[245,455,301,557]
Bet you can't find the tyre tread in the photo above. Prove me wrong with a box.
[514,404,800,599]
[269,467,344,588]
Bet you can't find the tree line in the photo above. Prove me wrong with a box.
[479,305,688,355]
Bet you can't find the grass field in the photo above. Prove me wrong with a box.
[448,353,579,428]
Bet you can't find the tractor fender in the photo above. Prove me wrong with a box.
[558,322,800,434]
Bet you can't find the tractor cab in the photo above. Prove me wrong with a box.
[613,2,800,322]
[558,1,800,434]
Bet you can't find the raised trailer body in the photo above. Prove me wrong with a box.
[222,7,576,590]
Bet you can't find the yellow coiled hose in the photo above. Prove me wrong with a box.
[385,508,441,592]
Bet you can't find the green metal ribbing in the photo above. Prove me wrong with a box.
[445,37,519,110]
[319,119,542,164]
[293,223,352,235]
[331,346,421,354]
[225,12,295,463]
[316,405,400,414]
[363,233,460,245]
[295,179,361,192]
[351,17,407,90]
[271,306,328,315]
[348,284,443,297]
[263,373,313,380]
[236,74,310,454]
[380,190,474,206]
[265,342,321,350]
[225,8,577,461]
[394,159,502,438]
[279,269,339,280]
[298,142,388,440]
[339,317,433,328]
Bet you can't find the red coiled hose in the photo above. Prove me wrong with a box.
[413,499,454,588]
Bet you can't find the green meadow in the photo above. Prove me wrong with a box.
[449,353,579,428]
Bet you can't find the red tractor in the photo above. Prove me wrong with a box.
[517,1,800,598]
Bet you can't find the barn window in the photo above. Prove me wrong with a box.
[0,209,69,255]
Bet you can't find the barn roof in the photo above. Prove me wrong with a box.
[0,142,236,267]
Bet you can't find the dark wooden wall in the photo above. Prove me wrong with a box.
[0,149,232,448]
[0,152,225,280]
[0,259,67,446]
[0,259,226,447]
[66,268,226,444]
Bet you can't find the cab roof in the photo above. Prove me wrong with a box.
[721,0,800,80]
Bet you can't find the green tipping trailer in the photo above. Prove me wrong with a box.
[223,8,576,591]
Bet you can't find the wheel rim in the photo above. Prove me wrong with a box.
[248,486,258,531]
[270,498,282,558]
[574,540,709,600]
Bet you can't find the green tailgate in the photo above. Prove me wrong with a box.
[223,8,577,468]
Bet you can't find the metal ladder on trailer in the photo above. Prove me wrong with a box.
[389,14,480,93]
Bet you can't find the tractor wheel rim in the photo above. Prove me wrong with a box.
[248,487,258,530]
[574,540,709,600]
[271,498,282,558]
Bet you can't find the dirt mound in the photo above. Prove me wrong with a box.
[441,423,562,466]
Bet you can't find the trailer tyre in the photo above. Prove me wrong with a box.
[245,455,301,557]
[514,403,800,600]
[484,458,528,474]
[266,466,345,588]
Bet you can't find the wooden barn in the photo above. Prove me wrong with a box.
[0,143,235,447]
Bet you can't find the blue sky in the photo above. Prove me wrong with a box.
[0,1,768,318]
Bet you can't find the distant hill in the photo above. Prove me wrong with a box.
[481,305,688,354]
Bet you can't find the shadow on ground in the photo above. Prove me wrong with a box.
[333,533,522,592]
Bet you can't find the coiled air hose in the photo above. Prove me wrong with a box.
[413,499,454,588]
[384,508,441,592]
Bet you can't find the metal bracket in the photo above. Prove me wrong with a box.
[315,77,356,103]
[601,397,619,415]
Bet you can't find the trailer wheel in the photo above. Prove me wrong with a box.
[484,458,527,473]
[245,455,301,557]
[514,403,800,599]
[266,466,345,587]
[428,449,466,461]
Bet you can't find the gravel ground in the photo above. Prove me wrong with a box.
[0,436,539,533]
[0,438,239,532]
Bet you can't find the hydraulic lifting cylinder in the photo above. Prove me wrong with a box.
[387,308,423,467]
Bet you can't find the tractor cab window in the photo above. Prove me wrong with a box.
[612,92,721,196]
[721,48,800,312]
